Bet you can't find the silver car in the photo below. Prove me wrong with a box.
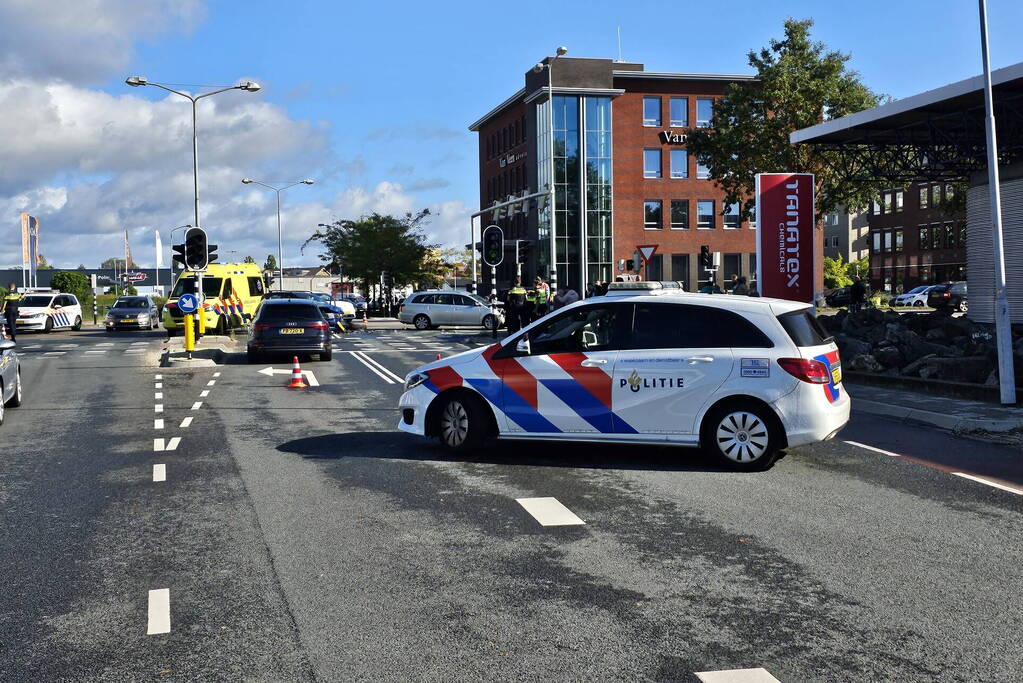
[398,291,503,330]
[0,338,23,426]
[105,295,161,330]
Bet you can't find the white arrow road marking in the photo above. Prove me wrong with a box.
[516,497,585,527]
[191,402,202,410]
[351,352,403,383]
[179,417,193,428]
[153,464,166,482]
[153,437,181,452]
[257,366,319,386]
[154,419,164,430]
[147,589,170,635]
[695,669,781,683]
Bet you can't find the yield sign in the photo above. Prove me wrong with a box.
[637,244,658,262]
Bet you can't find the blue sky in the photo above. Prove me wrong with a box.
[2,0,1022,268]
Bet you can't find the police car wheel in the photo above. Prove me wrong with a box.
[413,314,431,330]
[72,316,82,331]
[704,404,778,471]
[10,370,22,408]
[438,394,485,452]
[482,314,497,331]
[43,318,53,333]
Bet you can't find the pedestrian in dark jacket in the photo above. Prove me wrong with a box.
[505,278,528,333]
[2,283,20,341]
[850,276,867,313]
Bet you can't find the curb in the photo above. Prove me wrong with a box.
[851,398,1023,434]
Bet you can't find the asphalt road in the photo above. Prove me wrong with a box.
[1,326,1020,682]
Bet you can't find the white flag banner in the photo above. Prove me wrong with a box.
[155,230,164,268]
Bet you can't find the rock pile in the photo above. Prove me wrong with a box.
[818,309,1023,386]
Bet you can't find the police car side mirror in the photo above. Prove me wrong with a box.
[515,337,530,355]
[53,304,63,309]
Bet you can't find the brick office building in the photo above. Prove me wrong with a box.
[867,182,967,294]
[469,57,759,295]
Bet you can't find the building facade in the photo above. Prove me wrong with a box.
[867,182,966,294]
[824,208,869,264]
[470,57,758,295]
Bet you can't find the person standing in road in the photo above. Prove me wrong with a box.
[505,278,527,333]
[553,286,579,310]
[850,276,867,313]
[533,276,550,320]
[732,276,749,296]
[2,282,20,342]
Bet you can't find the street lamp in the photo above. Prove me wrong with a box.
[241,178,315,290]
[532,46,567,294]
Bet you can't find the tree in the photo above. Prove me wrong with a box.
[36,254,53,270]
[263,254,277,273]
[303,210,437,293]
[100,256,137,269]
[243,255,256,264]
[77,264,87,270]
[686,19,886,222]
[51,271,91,303]
[823,256,853,289]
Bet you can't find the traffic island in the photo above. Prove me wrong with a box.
[162,334,242,366]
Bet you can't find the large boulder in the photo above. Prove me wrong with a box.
[835,333,872,358]
[848,353,883,372]
[874,344,905,370]
[917,356,994,383]
[901,353,937,376]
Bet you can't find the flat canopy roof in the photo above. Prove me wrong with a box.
[790,61,1023,182]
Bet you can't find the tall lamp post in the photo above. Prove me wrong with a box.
[532,46,567,294]
[241,179,315,290]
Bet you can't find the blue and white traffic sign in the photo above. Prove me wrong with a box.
[178,293,199,314]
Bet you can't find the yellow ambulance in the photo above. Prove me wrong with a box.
[163,262,266,334]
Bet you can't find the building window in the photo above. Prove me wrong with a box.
[895,229,903,253]
[931,223,942,250]
[646,253,663,280]
[696,98,713,127]
[670,200,689,229]
[883,231,892,252]
[895,190,904,212]
[670,97,688,127]
[883,193,893,214]
[918,226,929,250]
[932,183,942,206]
[919,186,928,209]
[828,213,839,226]
[696,158,711,179]
[643,97,661,126]
[944,222,955,249]
[723,254,741,281]
[644,149,661,178]
[723,202,740,229]
[749,253,757,284]
[697,200,714,229]
[644,200,663,230]
[945,184,955,203]
[872,200,881,214]
[873,231,882,253]
[958,221,967,247]
[670,149,688,178]
[671,254,690,289]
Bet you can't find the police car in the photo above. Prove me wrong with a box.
[398,282,850,471]
[15,291,83,332]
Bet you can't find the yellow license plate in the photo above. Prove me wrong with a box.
[122,318,136,323]
[280,328,305,335]
[831,366,842,384]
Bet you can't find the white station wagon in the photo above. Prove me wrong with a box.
[398,282,850,471]
[398,290,503,331]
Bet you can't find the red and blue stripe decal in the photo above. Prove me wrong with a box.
[814,350,842,403]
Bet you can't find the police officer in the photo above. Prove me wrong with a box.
[523,286,536,324]
[3,282,21,342]
[533,276,550,320]
[505,278,527,333]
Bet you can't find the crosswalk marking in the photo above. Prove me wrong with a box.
[516,497,585,527]
[153,464,166,482]
[153,437,180,452]
[695,668,781,683]
[147,589,171,635]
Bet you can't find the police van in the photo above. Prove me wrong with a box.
[13,290,83,333]
[398,282,849,471]
[163,262,266,334]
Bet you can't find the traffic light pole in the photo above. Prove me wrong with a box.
[491,265,498,339]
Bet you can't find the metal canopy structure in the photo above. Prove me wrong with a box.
[790,61,1023,183]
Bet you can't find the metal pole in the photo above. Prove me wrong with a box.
[547,59,558,295]
[979,0,1016,405]
[470,215,477,288]
[277,189,284,291]
[191,96,205,337]
[491,265,498,339]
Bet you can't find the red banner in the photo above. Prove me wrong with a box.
[756,173,815,303]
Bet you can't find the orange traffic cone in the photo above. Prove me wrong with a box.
[288,356,308,389]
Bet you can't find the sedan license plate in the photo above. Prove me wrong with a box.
[280,328,305,335]
[831,364,842,384]
[122,318,136,323]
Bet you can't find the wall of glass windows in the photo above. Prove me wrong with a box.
[536,94,613,293]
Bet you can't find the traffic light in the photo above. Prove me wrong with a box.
[482,225,504,267]
[206,243,218,264]
[516,239,529,264]
[172,243,186,268]
[381,270,393,287]
[183,227,209,270]
[700,245,712,270]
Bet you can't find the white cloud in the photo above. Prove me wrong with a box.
[0,0,204,84]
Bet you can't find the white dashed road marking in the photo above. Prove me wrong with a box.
[212,372,220,377]
[155,392,163,399]
[155,404,164,413]
[516,497,585,527]
[191,402,202,410]
[952,472,1023,496]
[154,419,164,430]
[695,669,781,683]
[153,464,166,482]
[153,437,181,452]
[179,417,193,428]
[206,380,215,386]
[85,350,106,355]
[155,374,162,379]
[155,382,163,389]
[43,352,65,357]
[845,440,902,458]
[147,589,171,635]
[200,390,209,397]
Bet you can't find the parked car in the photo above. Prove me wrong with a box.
[105,295,161,330]
[397,290,503,330]
[891,285,933,307]
[825,287,850,308]
[927,282,968,313]
[0,337,23,426]
[247,298,332,363]
[337,294,367,316]
[14,292,83,332]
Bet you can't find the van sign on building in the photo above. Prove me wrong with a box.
[756,173,815,303]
